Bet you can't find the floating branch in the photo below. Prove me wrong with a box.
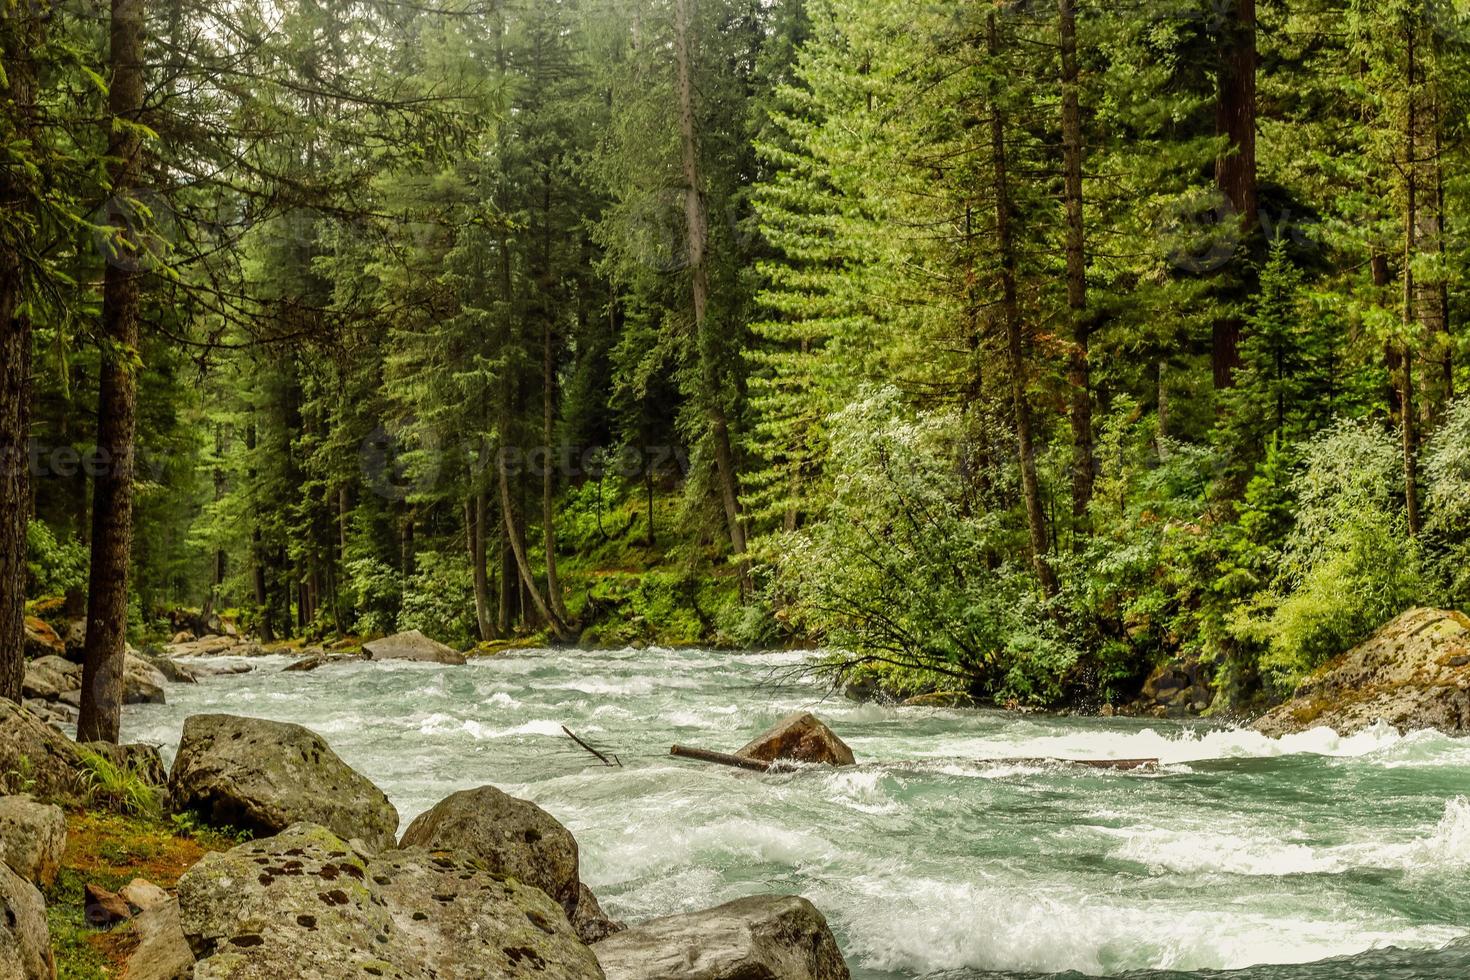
[670,744,791,773]
[563,726,622,768]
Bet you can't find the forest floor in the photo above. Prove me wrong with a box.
[48,810,238,979]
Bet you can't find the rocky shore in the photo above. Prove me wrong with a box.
[0,690,853,979]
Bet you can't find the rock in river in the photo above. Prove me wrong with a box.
[178,823,603,980]
[399,785,622,944]
[735,712,855,767]
[168,714,399,852]
[1254,607,1470,737]
[592,895,849,980]
[363,630,466,665]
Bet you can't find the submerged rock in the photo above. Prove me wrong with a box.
[178,823,603,979]
[735,712,855,767]
[0,861,54,978]
[168,714,399,852]
[1254,607,1470,737]
[363,630,466,665]
[0,795,66,887]
[397,785,621,943]
[592,895,849,980]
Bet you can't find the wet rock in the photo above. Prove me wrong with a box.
[169,714,399,852]
[0,700,85,802]
[901,691,977,709]
[22,617,64,659]
[138,652,198,685]
[124,897,195,980]
[571,883,624,944]
[178,823,603,979]
[592,895,849,980]
[87,882,134,927]
[1254,607,1470,737]
[735,712,855,767]
[124,654,170,705]
[192,662,254,677]
[0,795,65,888]
[362,630,466,666]
[0,861,54,978]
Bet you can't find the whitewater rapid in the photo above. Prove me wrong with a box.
[122,647,1470,979]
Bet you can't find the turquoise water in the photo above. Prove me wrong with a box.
[123,647,1470,979]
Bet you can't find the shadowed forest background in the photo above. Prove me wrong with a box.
[5,0,1470,741]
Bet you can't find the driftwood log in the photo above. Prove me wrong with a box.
[671,744,1157,774]
[669,745,794,773]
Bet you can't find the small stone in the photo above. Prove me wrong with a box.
[86,883,133,927]
[120,877,171,912]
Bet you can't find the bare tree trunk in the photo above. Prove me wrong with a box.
[673,0,749,589]
[499,450,571,642]
[1058,0,1093,525]
[542,318,570,625]
[0,0,47,705]
[467,495,493,641]
[988,12,1058,599]
[1402,21,1422,538]
[79,0,147,743]
[1212,0,1257,390]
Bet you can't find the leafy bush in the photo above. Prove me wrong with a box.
[397,549,476,648]
[25,521,88,600]
[1231,419,1427,693]
[1424,396,1470,606]
[776,387,1079,705]
[345,556,402,637]
[76,750,162,820]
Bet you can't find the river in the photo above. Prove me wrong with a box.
[122,646,1470,980]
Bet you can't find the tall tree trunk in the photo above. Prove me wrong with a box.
[542,317,570,626]
[79,0,147,743]
[467,494,493,642]
[988,12,1058,599]
[1058,0,1093,525]
[1212,0,1257,390]
[1402,20,1422,538]
[673,0,749,589]
[0,0,47,704]
[498,449,571,641]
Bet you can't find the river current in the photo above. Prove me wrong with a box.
[122,646,1470,980]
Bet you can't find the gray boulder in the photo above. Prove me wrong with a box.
[592,895,849,980]
[1255,607,1470,737]
[168,715,398,852]
[123,898,195,980]
[21,656,80,702]
[0,795,66,888]
[398,785,623,944]
[0,700,84,803]
[178,823,603,980]
[0,861,54,979]
[736,713,855,767]
[363,630,466,666]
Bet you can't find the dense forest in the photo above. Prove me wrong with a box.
[4,0,1470,739]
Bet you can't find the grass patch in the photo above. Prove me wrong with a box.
[48,810,236,979]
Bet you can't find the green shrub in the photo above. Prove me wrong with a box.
[25,521,88,600]
[397,549,476,648]
[76,750,162,820]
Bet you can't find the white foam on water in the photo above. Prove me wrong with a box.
[836,875,1467,976]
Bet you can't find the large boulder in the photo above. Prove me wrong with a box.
[592,895,849,980]
[363,630,466,665]
[123,653,169,705]
[178,823,604,980]
[735,713,855,767]
[22,617,63,660]
[0,795,66,888]
[168,714,398,852]
[1254,608,1470,737]
[399,786,622,945]
[0,701,84,803]
[0,861,54,979]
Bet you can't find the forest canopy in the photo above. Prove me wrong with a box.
[4,0,1470,737]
